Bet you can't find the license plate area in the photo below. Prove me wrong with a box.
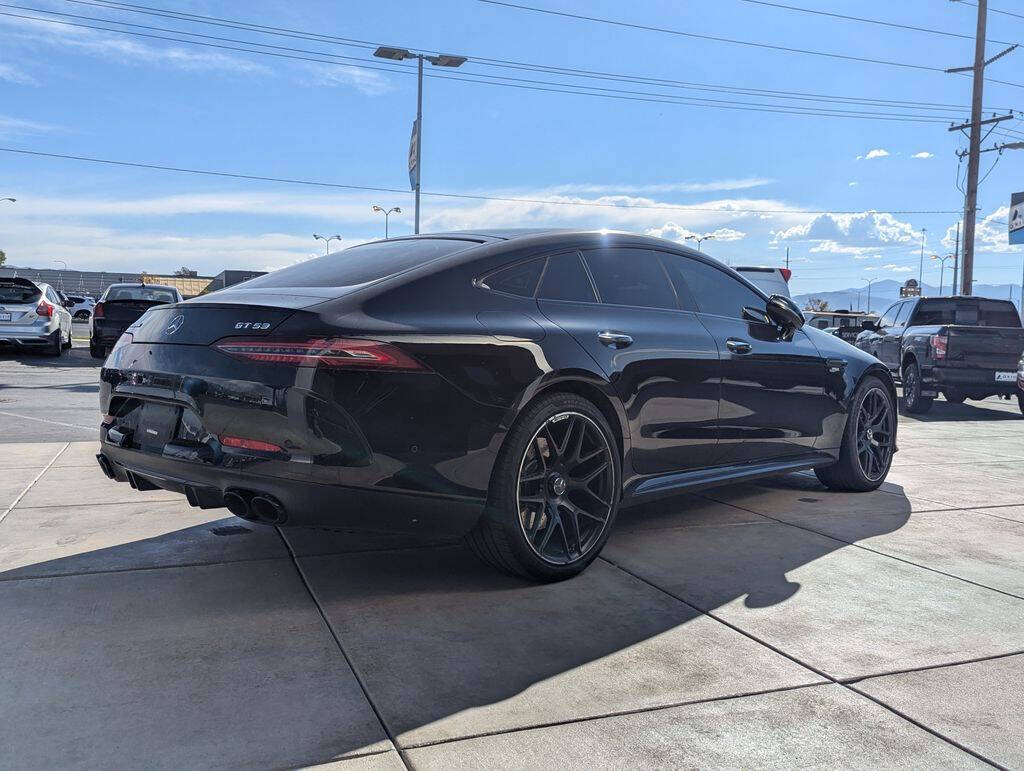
[137,402,181,453]
[0,312,11,322]
[995,371,1016,382]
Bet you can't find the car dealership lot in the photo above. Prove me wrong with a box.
[1,351,1023,768]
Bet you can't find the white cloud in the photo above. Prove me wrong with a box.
[307,63,394,96]
[911,151,934,159]
[773,211,917,247]
[552,178,773,195]
[645,223,746,243]
[858,149,890,160]
[0,62,37,85]
[865,263,913,273]
[0,115,58,139]
[941,206,1023,254]
[848,181,858,187]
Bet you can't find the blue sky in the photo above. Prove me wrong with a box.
[1,0,1023,295]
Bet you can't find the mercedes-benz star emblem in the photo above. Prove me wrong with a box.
[165,314,185,335]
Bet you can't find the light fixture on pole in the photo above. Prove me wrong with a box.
[313,233,343,256]
[862,277,877,313]
[931,253,956,296]
[372,205,402,239]
[1,197,15,203]
[684,233,715,251]
[373,46,467,235]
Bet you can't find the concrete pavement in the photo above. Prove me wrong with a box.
[1,351,1023,766]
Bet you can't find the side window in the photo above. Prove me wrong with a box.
[878,303,900,328]
[481,259,544,297]
[581,248,678,310]
[813,319,829,329]
[537,252,597,303]
[666,256,765,319]
[892,301,912,327]
[46,287,59,304]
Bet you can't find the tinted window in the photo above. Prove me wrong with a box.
[910,298,1022,328]
[245,238,480,289]
[537,252,596,303]
[103,286,179,303]
[582,248,678,310]
[0,282,41,304]
[813,318,829,329]
[666,256,764,318]
[879,303,900,328]
[892,301,912,327]
[482,259,544,297]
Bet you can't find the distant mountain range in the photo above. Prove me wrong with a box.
[793,279,1022,315]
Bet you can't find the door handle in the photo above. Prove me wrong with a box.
[598,331,633,349]
[726,337,752,354]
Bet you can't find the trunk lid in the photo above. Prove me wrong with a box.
[0,278,42,323]
[127,302,297,345]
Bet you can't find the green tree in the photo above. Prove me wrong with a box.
[174,266,198,277]
[0,249,6,267]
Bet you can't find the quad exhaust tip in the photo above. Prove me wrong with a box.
[222,489,287,525]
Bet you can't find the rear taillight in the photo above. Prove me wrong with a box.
[93,303,104,319]
[213,337,425,370]
[220,435,282,452]
[779,268,792,282]
[930,334,948,360]
[36,300,54,318]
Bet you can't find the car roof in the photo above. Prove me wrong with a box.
[105,283,179,291]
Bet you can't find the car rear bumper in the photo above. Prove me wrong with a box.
[98,439,486,537]
[922,366,1022,396]
[0,326,57,345]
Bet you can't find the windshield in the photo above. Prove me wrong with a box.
[102,286,179,303]
[911,299,1022,328]
[0,282,42,304]
[242,238,481,289]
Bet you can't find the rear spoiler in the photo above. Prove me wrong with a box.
[0,277,39,289]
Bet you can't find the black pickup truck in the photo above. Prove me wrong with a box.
[856,295,1024,414]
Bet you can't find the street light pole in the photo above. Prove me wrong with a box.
[312,233,343,256]
[863,277,877,313]
[372,206,402,238]
[918,228,926,288]
[373,47,467,235]
[684,234,715,251]
[931,254,955,295]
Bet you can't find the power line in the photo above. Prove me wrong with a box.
[478,0,1024,91]
[0,146,966,215]
[736,0,1019,46]
[959,2,1024,22]
[59,0,1013,113]
[0,9,976,123]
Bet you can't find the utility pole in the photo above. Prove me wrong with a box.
[918,228,926,288]
[785,247,790,270]
[951,220,960,295]
[946,0,1017,295]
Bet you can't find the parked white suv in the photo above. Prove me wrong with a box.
[731,266,792,298]
[0,277,73,356]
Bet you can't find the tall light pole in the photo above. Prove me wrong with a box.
[931,254,955,296]
[862,277,877,313]
[372,205,402,239]
[313,233,343,256]
[373,46,467,235]
[918,227,926,288]
[685,234,716,251]
[54,260,67,291]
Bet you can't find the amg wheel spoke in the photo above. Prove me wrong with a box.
[567,501,606,524]
[576,461,609,486]
[578,486,611,509]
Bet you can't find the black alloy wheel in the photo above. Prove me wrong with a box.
[815,374,896,492]
[516,411,616,566]
[466,392,620,581]
[855,387,895,482]
[901,359,932,414]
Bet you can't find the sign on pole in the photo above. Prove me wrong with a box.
[1010,191,1024,246]
[408,119,419,191]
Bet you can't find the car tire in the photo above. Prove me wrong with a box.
[944,390,966,404]
[62,327,72,350]
[1018,393,1024,417]
[74,310,90,320]
[815,375,896,492]
[465,392,620,582]
[89,342,105,359]
[46,329,64,357]
[901,359,933,414]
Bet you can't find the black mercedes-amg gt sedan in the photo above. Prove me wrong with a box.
[97,229,897,580]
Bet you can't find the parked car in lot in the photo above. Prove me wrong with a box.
[856,295,1024,414]
[65,294,96,320]
[90,283,183,359]
[0,277,73,356]
[96,230,897,580]
[732,266,792,298]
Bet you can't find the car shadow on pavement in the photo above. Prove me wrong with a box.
[0,480,914,764]
[899,400,1022,422]
[0,348,102,368]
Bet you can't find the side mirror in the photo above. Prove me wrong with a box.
[741,305,772,325]
[766,294,805,331]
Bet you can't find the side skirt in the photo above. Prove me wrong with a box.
[623,453,837,503]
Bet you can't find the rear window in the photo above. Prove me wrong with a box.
[102,286,179,303]
[0,282,41,304]
[243,238,480,289]
[911,299,1022,328]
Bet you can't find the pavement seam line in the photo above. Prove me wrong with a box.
[702,495,1024,603]
[597,556,1003,769]
[0,410,94,432]
[840,649,1024,685]
[0,442,69,527]
[275,527,412,771]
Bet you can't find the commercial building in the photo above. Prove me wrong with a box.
[0,266,265,299]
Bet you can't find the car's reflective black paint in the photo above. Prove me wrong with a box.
[98,230,895,539]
